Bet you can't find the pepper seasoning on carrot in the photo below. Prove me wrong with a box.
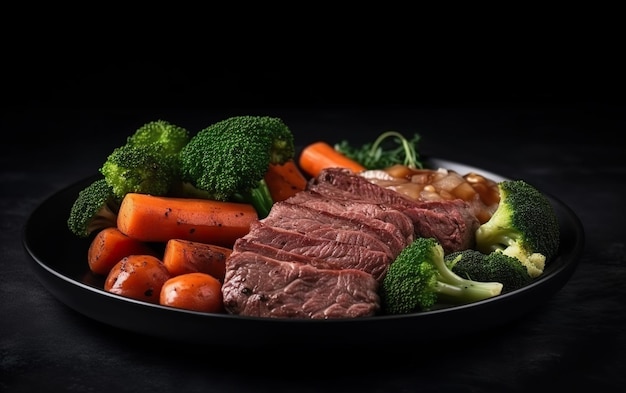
[162,239,232,281]
[117,193,258,248]
[104,254,171,304]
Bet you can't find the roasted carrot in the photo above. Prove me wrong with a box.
[264,159,308,202]
[162,239,232,280]
[104,254,171,304]
[87,227,159,276]
[117,193,258,248]
[159,272,224,313]
[299,141,366,178]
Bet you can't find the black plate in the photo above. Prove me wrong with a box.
[22,158,585,350]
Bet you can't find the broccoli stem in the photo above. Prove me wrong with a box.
[434,256,503,304]
[434,281,504,304]
[232,179,274,219]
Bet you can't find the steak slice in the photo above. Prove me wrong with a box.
[233,237,336,269]
[266,201,408,254]
[243,221,391,281]
[287,190,414,247]
[222,251,380,319]
[309,167,417,206]
[400,200,480,252]
[262,202,398,259]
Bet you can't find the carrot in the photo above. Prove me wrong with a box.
[159,272,224,313]
[264,159,308,202]
[117,193,258,248]
[162,239,232,280]
[87,227,159,276]
[104,254,171,304]
[299,141,366,178]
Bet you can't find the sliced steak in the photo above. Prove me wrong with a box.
[287,190,414,247]
[309,168,479,253]
[400,199,480,252]
[309,167,418,206]
[233,237,326,266]
[266,201,408,254]
[262,202,398,258]
[243,221,391,281]
[222,251,380,319]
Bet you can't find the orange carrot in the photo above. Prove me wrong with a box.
[162,239,232,280]
[87,227,159,276]
[104,254,171,304]
[264,159,308,202]
[117,193,258,248]
[159,272,224,313]
[299,141,366,178]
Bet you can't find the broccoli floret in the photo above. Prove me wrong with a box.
[67,178,121,238]
[475,180,560,279]
[100,144,181,198]
[126,119,190,156]
[445,249,532,293]
[179,115,295,218]
[100,120,190,198]
[380,237,503,314]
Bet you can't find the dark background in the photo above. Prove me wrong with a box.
[3,14,626,392]
[3,11,624,112]
[5,49,621,111]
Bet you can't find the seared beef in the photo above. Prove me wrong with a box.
[309,167,419,206]
[287,190,414,247]
[244,221,391,281]
[262,201,401,258]
[400,200,480,252]
[233,237,325,265]
[309,168,480,253]
[221,251,380,319]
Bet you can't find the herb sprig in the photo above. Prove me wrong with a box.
[334,131,423,170]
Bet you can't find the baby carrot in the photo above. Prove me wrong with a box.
[264,159,308,202]
[104,254,171,304]
[159,272,224,313]
[117,193,258,248]
[299,141,366,178]
[87,227,159,276]
[162,239,232,280]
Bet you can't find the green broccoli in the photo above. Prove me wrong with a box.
[126,119,190,156]
[100,144,181,198]
[67,178,121,238]
[380,237,503,314]
[179,115,295,218]
[335,130,423,169]
[475,180,560,279]
[100,120,190,198]
[445,249,532,293]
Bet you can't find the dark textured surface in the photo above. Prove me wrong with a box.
[2,101,625,392]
